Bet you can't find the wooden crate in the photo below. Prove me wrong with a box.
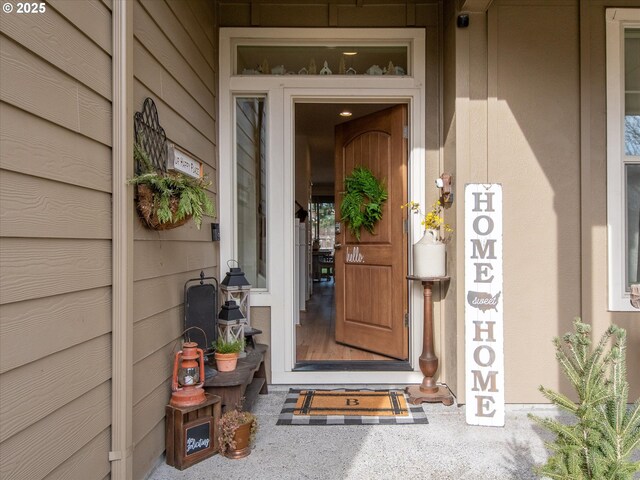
[165,393,221,470]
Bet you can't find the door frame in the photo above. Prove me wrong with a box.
[219,28,428,384]
[284,91,423,384]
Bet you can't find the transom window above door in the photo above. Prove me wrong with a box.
[235,44,409,76]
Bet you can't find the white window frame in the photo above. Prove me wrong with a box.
[606,8,640,312]
[219,28,429,383]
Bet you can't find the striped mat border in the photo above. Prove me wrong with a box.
[276,388,429,425]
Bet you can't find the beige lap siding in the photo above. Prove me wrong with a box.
[0,0,113,478]
[132,1,218,478]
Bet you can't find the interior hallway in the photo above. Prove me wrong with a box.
[296,280,394,362]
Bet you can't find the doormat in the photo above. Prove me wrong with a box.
[276,388,428,425]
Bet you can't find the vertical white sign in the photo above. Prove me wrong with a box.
[465,184,504,426]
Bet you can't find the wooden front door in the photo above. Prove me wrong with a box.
[334,105,408,360]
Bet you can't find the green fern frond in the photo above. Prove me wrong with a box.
[128,145,215,229]
[134,142,154,173]
[340,167,387,241]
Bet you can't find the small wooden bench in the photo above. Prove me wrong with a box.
[204,343,268,412]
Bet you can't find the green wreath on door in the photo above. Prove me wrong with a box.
[339,166,388,241]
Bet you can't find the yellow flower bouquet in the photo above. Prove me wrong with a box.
[402,200,453,243]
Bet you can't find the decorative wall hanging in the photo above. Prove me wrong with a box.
[130,98,215,230]
[340,166,388,241]
[385,61,395,75]
[134,97,167,173]
[319,60,332,75]
[271,64,285,75]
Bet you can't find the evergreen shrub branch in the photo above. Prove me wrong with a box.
[529,319,640,479]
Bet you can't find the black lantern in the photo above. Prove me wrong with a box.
[217,300,245,357]
[220,261,252,329]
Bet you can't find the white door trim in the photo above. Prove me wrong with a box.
[605,9,640,311]
[219,28,428,384]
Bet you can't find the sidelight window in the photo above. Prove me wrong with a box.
[607,10,640,311]
[235,97,267,288]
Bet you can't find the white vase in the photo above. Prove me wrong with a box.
[413,229,446,278]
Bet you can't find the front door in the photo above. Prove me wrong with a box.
[334,105,408,360]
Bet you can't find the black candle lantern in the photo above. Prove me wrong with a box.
[217,300,245,346]
[220,261,252,329]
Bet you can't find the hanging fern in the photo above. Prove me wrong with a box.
[129,143,215,229]
[340,166,388,241]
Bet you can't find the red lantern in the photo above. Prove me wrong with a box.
[170,342,206,408]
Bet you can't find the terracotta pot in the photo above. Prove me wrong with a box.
[215,352,239,372]
[224,420,253,459]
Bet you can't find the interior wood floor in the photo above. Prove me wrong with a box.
[296,279,394,362]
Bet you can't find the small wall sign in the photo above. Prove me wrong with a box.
[184,418,213,456]
[168,143,203,179]
[464,184,504,427]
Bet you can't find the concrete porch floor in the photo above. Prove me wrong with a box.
[149,385,569,480]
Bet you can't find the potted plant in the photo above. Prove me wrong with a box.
[403,200,453,277]
[213,337,244,372]
[128,143,215,230]
[218,404,258,459]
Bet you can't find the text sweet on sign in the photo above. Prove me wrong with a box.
[464,184,504,427]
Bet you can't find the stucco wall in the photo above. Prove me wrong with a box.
[492,1,581,403]
[442,0,459,397]
[220,0,440,27]
[218,0,448,385]
[0,1,113,478]
[581,0,640,399]
[219,0,639,404]
[453,0,639,403]
[131,1,218,478]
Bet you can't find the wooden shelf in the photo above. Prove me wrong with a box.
[243,377,266,411]
[204,344,268,412]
